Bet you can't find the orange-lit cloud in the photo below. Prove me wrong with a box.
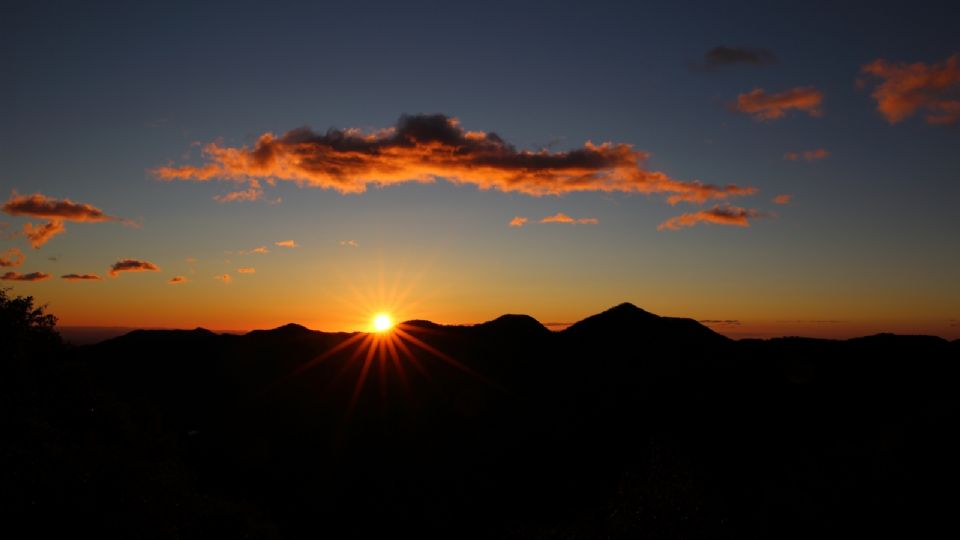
[237,267,256,274]
[539,212,599,225]
[214,273,232,283]
[274,240,297,248]
[1,271,50,282]
[109,259,160,277]
[62,273,102,281]
[339,239,358,247]
[773,194,793,205]
[658,204,765,231]
[22,219,65,248]
[3,193,131,249]
[508,216,528,228]
[2,192,123,222]
[861,54,960,125]
[735,87,823,120]
[169,276,188,284]
[0,247,24,268]
[248,246,269,254]
[154,114,755,205]
[214,180,264,203]
[784,148,829,161]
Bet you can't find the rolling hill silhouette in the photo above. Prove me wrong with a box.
[5,302,960,538]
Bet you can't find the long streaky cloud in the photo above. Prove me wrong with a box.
[735,87,823,120]
[154,114,755,205]
[0,247,24,268]
[274,240,297,248]
[169,276,188,284]
[62,273,102,281]
[1,271,51,282]
[658,204,765,231]
[861,54,960,125]
[109,259,159,277]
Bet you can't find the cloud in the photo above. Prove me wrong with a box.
[214,180,264,203]
[339,240,358,247]
[539,212,598,225]
[784,148,829,161]
[237,267,256,274]
[860,54,960,125]
[772,194,793,205]
[0,247,24,268]
[21,220,66,248]
[3,192,131,249]
[108,259,160,277]
[62,273,102,281]
[249,246,269,254]
[1,271,50,282]
[154,114,756,205]
[2,192,124,222]
[658,204,766,231]
[169,276,188,284]
[214,273,232,283]
[699,319,742,326]
[508,216,529,228]
[274,240,297,248]
[702,46,776,68]
[735,87,823,120]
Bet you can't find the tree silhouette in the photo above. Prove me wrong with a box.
[1,286,60,366]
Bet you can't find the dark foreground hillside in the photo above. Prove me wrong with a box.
[4,301,960,538]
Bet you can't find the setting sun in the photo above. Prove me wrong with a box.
[372,313,394,332]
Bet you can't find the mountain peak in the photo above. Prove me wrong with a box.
[477,314,549,335]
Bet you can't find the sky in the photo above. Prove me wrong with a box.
[2,0,959,338]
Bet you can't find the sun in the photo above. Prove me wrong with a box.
[372,313,394,332]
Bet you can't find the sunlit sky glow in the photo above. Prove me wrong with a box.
[2,1,958,339]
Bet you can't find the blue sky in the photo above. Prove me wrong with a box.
[2,0,958,337]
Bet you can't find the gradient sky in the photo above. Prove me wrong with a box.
[2,0,959,338]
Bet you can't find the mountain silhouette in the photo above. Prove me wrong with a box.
[4,302,959,538]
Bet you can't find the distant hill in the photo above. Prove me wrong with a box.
[8,303,960,538]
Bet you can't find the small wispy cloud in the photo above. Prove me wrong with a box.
[658,204,766,231]
[508,216,529,228]
[274,240,297,248]
[784,148,829,161]
[62,273,101,281]
[169,276,188,284]
[1,271,50,282]
[735,87,823,120]
[0,247,24,268]
[772,194,793,205]
[539,212,599,225]
[339,240,358,247]
[108,259,160,277]
[237,267,256,274]
[214,273,232,283]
